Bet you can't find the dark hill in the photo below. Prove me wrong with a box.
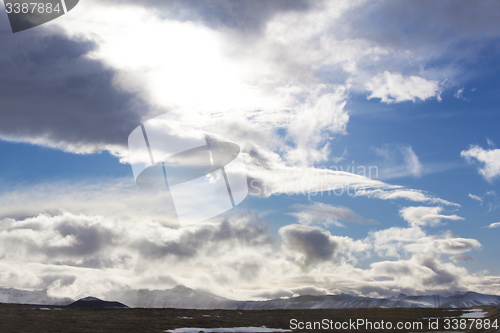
[66,296,128,309]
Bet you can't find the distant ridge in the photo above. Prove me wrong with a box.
[66,296,128,309]
[115,286,500,310]
[1,285,500,310]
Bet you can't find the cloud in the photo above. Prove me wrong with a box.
[399,206,463,227]
[0,205,490,300]
[0,210,278,298]
[0,14,151,160]
[235,133,455,206]
[0,179,179,226]
[401,146,423,177]
[1,0,498,161]
[335,1,500,86]
[288,202,377,227]
[280,224,338,267]
[285,85,349,165]
[367,222,481,291]
[485,222,500,229]
[100,0,313,33]
[406,234,481,255]
[468,193,483,204]
[365,71,440,104]
[290,286,328,296]
[0,213,117,264]
[451,255,476,263]
[368,225,425,258]
[356,189,459,206]
[375,145,423,179]
[453,88,470,101]
[461,145,500,182]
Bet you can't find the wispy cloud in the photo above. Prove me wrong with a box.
[468,193,483,204]
[357,189,459,207]
[375,145,423,179]
[453,88,470,101]
[288,202,377,227]
[399,206,463,227]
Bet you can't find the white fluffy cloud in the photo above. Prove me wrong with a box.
[461,145,500,182]
[399,206,463,227]
[365,71,440,104]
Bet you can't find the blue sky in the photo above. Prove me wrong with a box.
[0,0,499,301]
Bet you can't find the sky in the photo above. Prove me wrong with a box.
[0,0,499,302]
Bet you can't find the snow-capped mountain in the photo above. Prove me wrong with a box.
[440,291,500,308]
[0,287,73,306]
[115,285,230,309]
[115,287,500,310]
[1,285,500,310]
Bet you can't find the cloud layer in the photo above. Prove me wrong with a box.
[0,204,490,301]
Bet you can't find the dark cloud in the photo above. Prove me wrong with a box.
[338,0,500,50]
[280,224,337,267]
[0,212,273,270]
[420,257,458,286]
[102,0,313,32]
[0,14,154,154]
[2,214,116,260]
[332,0,500,82]
[134,217,273,260]
[51,219,116,256]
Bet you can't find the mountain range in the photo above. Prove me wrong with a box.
[1,285,500,310]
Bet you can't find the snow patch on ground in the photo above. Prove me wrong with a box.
[460,309,487,318]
